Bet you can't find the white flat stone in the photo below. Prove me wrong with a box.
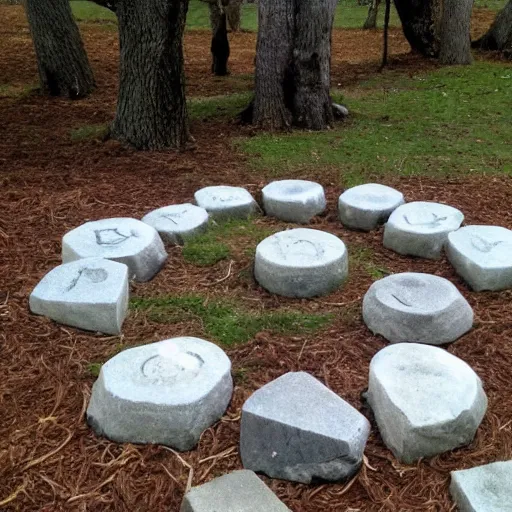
[338,183,405,231]
[241,372,370,484]
[362,272,473,345]
[450,461,512,512]
[447,225,512,291]
[254,228,348,298]
[62,218,167,282]
[262,180,326,223]
[87,337,233,451]
[29,258,129,335]
[141,203,209,245]
[367,343,487,464]
[383,201,464,259]
[194,186,258,220]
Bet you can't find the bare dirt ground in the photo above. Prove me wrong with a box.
[1,6,511,511]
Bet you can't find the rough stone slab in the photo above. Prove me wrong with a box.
[87,337,233,451]
[383,201,464,259]
[62,218,167,282]
[254,228,348,298]
[180,470,291,512]
[447,225,512,291]
[141,203,209,245]
[367,343,487,464]
[362,272,473,345]
[240,372,371,484]
[194,186,258,220]
[450,461,512,512]
[262,180,326,223]
[338,183,405,231]
[29,258,129,335]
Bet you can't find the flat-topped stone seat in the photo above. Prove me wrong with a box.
[362,272,473,345]
[367,343,487,464]
[240,372,371,484]
[338,183,405,231]
[194,186,258,220]
[29,258,129,335]
[180,470,291,512]
[254,228,348,298]
[261,179,326,223]
[141,203,209,245]
[87,337,233,451]
[383,201,464,259]
[62,218,167,282]
[446,225,512,291]
[450,461,512,512]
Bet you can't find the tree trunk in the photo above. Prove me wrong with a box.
[25,0,95,99]
[209,2,230,75]
[363,0,381,30]
[111,0,190,150]
[439,0,473,65]
[473,0,512,58]
[225,0,243,31]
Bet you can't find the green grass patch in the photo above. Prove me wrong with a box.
[71,1,117,23]
[0,83,36,99]
[349,244,389,280]
[70,124,109,142]
[86,362,102,377]
[189,92,252,120]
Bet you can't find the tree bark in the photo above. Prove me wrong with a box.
[439,0,474,65]
[225,0,243,31]
[209,2,230,75]
[363,0,381,30]
[473,0,512,58]
[111,0,190,150]
[25,0,95,99]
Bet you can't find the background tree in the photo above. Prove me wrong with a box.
[25,0,95,98]
[207,0,231,75]
[225,0,243,31]
[439,0,474,65]
[363,0,381,30]
[473,0,512,58]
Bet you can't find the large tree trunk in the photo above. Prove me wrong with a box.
[25,0,95,99]
[363,0,381,30]
[473,0,512,58]
[111,0,190,150]
[209,2,230,75]
[439,0,473,65]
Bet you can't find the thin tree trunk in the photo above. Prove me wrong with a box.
[225,0,243,31]
[363,0,381,30]
[25,0,95,99]
[473,0,512,56]
[439,0,474,65]
[209,2,230,75]
[111,0,190,150]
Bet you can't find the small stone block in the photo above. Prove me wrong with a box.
[383,201,464,259]
[87,337,233,451]
[141,203,209,245]
[262,179,326,223]
[29,258,129,335]
[367,343,487,464]
[194,186,258,220]
[254,228,348,298]
[240,372,371,484]
[447,225,512,291]
[180,470,291,512]
[62,218,167,282]
[362,272,473,345]
[338,183,405,231]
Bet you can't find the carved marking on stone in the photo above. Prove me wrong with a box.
[141,351,204,386]
[392,294,412,307]
[66,267,108,291]
[161,209,188,226]
[94,228,136,246]
[471,235,503,253]
[274,238,324,261]
[404,213,448,228]
[212,195,241,203]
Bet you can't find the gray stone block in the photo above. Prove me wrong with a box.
[338,183,405,231]
[362,272,473,345]
[87,337,233,451]
[29,258,129,335]
[450,461,512,512]
[367,343,487,464]
[262,179,326,223]
[447,225,512,291]
[180,470,291,512]
[141,203,209,245]
[240,372,371,484]
[383,201,464,259]
[194,186,258,220]
[254,228,348,298]
[62,218,167,282]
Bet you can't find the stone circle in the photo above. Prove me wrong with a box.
[180,470,291,512]
[261,179,326,223]
[338,183,405,231]
[367,343,487,464]
[450,460,512,512]
[141,203,209,245]
[29,258,129,335]
[240,371,371,484]
[87,337,233,451]
[254,228,348,298]
[362,272,474,345]
[62,217,167,282]
[383,201,464,259]
[194,185,258,220]
[446,225,512,291]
